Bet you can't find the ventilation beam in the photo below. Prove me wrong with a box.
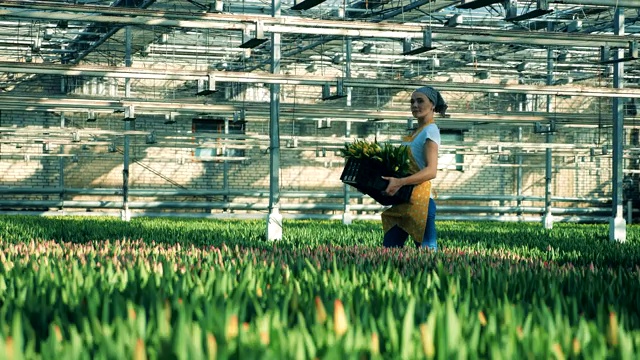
[456,0,503,10]
[239,21,267,49]
[601,41,639,64]
[321,79,346,101]
[506,0,553,22]
[195,74,218,96]
[402,28,434,55]
[291,0,328,11]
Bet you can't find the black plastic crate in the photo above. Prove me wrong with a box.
[340,157,413,206]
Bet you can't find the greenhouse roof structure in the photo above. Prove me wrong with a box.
[0,0,637,128]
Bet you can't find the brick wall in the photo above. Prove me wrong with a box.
[0,80,629,215]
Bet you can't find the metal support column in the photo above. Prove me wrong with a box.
[222,118,229,210]
[346,37,353,107]
[542,46,554,229]
[516,127,523,218]
[267,0,283,241]
[122,26,132,222]
[610,7,627,242]
[58,113,65,210]
[342,37,353,225]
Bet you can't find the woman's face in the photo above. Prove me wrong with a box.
[410,92,434,120]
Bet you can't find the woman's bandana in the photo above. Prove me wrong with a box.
[414,86,448,116]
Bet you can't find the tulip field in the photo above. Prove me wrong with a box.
[0,216,640,359]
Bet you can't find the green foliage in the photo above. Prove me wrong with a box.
[0,216,640,358]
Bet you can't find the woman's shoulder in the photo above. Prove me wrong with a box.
[421,123,440,135]
[423,123,441,144]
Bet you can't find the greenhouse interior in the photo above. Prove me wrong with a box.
[0,0,639,240]
[4,1,640,358]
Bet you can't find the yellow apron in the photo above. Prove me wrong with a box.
[381,121,434,243]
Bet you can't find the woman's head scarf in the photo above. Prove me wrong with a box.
[414,86,448,116]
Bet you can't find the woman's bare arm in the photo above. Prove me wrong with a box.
[382,139,438,196]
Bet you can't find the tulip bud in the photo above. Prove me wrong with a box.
[333,299,348,336]
[206,332,217,360]
[134,338,147,360]
[315,296,327,324]
[226,315,239,341]
[607,312,618,346]
[478,311,487,326]
[419,323,434,359]
[371,332,380,355]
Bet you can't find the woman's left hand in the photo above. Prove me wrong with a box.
[381,176,403,196]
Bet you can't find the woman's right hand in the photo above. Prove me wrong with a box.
[381,176,403,196]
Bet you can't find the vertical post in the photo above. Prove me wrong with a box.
[223,117,229,207]
[610,7,627,242]
[542,46,554,229]
[122,26,132,222]
[267,0,283,241]
[58,113,65,210]
[342,38,353,225]
[346,39,353,108]
[516,127,523,217]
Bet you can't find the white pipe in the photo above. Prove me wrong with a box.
[0,210,611,224]
[0,199,616,216]
[2,63,640,99]
[0,187,614,205]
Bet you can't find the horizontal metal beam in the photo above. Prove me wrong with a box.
[0,94,627,128]
[0,210,611,223]
[0,187,350,199]
[432,28,632,48]
[0,199,613,216]
[1,62,640,99]
[0,187,613,205]
[551,0,640,7]
[0,4,635,48]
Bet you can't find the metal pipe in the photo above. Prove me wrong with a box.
[550,196,612,204]
[0,187,352,197]
[236,0,447,73]
[551,0,640,7]
[2,63,640,99]
[0,199,615,217]
[57,112,65,207]
[64,0,157,64]
[550,207,610,215]
[266,0,283,241]
[436,194,540,201]
[122,26,132,222]
[0,5,635,47]
[610,8,627,242]
[437,205,542,213]
[343,36,353,225]
[0,187,616,204]
[0,98,635,130]
[515,127,523,215]
[371,0,436,21]
[0,210,611,224]
[542,40,554,229]
[437,215,610,223]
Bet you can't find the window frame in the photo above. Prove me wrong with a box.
[192,117,245,160]
[439,129,464,171]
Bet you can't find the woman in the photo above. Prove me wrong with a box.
[381,86,446,251]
